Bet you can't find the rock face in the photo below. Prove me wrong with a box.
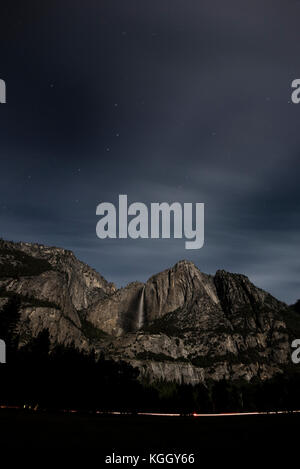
[87,282,144,336]
[0,239,115,349]
[0,239,297,385]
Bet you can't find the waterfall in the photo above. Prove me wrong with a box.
[137,286,145,330]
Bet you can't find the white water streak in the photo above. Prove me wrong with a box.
[137,286,145,330]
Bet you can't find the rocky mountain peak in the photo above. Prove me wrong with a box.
[173,259,197,270]
[0,239,297,385]
[214,269,285,316]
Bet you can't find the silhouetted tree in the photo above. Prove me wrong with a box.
[294,300,300,314]
[0,295,21,357]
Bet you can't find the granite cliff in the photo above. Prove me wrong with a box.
[0,239,298,385]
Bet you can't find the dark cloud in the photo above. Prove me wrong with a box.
[0,0,299,303]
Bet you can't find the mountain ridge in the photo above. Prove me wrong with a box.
[0,238,298,385]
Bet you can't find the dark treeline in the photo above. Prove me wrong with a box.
[1,296,300,413]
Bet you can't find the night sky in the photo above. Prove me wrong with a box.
[0,0,300,303]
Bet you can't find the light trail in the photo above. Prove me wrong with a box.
[1,405,300,417]
[138,412,181,417]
